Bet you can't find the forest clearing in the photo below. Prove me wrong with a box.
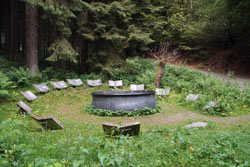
[1,0,250,166]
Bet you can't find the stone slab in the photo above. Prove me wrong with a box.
[75,79,83,86]
[67,79,83,87]
[185,122,207,128]
[102,122,140,136]
[50,81,59,89]
[87,79,102,87]
[204,101,218,110]
[30,113,64,130]
[17,101,32,114]
[185,94,200,101]
[130,84,144,91]
[108,80,123,88]
[50,81,68,89]
[33,83,50,93]
[156,88,170,96]
[57,81,68,88]
[20,90,37,101]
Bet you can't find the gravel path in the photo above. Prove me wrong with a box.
[197,69,250,88]
[102,105,250,127]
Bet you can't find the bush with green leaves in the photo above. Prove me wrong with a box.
[82,104,161,117]
[79,73,104,84]
[0,72,12,100]
[41,67,78,81]
[161,64,250,115]
[6,67,32,86]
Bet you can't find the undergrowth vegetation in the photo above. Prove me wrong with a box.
[104,57,250,116]
[1,56,250,166]
[161,65,250,116]
[0,119,249,166]
[0,56,250,116]
[83,104,161,117]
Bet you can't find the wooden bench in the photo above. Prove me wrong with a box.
[67,79,83,87]
[130,84,144,91]
[20,90,37,101]
[87,79,102,87]
[33,83,50,93]
[108,80,123,88]
[102,122,140,136]
[50,81,68,89]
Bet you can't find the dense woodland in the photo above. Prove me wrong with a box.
[0,0,250,75]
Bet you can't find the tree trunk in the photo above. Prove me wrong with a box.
[190,0,192,9]
[18,0,25,55]
[154,59,166,88]
[80,39,88,74]
[4,0,10,51]
[25,3,38,75]
[0,1,3,48]
[10,0,17,61]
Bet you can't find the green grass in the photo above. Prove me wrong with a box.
[1,85,250,166]
[1,56,250,166]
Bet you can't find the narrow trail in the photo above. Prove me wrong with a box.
[195,68,250,87]
[106,111,250,127]
[92,105,250,127]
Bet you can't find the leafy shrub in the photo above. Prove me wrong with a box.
[126,57,156,75]
[0,72,12,100]
[135,70,155,90]
[7,67,31,86]
[41,67,78,81]
[80,73,104,81]
[161,64,250,115]
[110,68,128,80]
[82,104,161,116]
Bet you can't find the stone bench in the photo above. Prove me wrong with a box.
[155,88,170,96]
[185,122,207,128]
[130,84,144,91]
[33,83,50,93]
[20,90,37,101]
[17,101,32,114]
[87,79,102,87]
[102,122,140,136]
[67,79,83,87]
[108,80,123,88]
[50,81,68,89]
[204,101,218,110]
[185,94,200,102]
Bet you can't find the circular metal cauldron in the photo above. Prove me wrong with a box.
[92,91,156,111]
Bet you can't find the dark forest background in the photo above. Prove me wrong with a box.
[0,0,250,75]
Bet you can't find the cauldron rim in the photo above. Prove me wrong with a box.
[92,91,155,96]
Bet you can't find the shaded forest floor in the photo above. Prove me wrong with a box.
[174,49,250,78]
